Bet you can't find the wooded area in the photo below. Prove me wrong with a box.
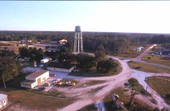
[1,31,170,55]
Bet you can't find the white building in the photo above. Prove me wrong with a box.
[59,39,68,45]
[41,58,51,64]
[21,70,49,89]
[0,94,8,109]
[136,46,144,52]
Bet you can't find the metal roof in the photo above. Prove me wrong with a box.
[26,70,48,79]
[0,94,7,100]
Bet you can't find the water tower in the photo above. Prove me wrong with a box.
[73,26,83,53]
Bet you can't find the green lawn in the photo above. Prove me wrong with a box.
[142,55,170,67]
[128,61,170,73]
[146,77,170,104]
[3,89,74,110]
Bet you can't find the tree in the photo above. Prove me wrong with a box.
[95,45,106,61]
[128,78,139,90]
[58,53,75,64]
[0,50,16,58]
[0,57,20,82]
[60,47,70,54]
[76,53,95,70]
[97,59,118,73]
[19,47,29,58]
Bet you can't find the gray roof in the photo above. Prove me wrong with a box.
[21,80,35,84]
[26,70,48,79]
[0,94,7,100]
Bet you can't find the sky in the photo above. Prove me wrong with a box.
[0,1,170,34]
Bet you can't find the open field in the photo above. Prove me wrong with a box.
[146,77,170,104]
[128,61,170,73]
[3,89,75,111]
[141,55,170,67]
[120,44,150,58]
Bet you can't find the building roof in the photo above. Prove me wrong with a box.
[0,94,7,100]
[21,80,35,84]
[26,70,48,79]
[48,62,75,69]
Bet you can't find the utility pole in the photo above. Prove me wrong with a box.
[2,75,7,89]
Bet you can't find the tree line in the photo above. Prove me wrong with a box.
[1,31,170,55]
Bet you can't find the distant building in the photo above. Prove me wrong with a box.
[47,62,75,73]
[59,39,68,45]
[41,57,51,64]
[0,94,8,109]
[136,46,144,52]
[21,70,49,89]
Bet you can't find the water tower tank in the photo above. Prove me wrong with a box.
[75,26,81,32]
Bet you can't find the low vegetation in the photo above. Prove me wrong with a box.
[104,87,152,111]
[126,78,149,95]
[142,55,170,67]
[146,77,170,105]
[128,61,170,73]
[120,44,150,58]
[3,89,75,111]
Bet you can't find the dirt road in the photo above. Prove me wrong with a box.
[59,45,170,111]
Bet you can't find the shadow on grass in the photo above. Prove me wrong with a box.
[77,104,97,111]
[134,66,142,70]
[160,57,170,60]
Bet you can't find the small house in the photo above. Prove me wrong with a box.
[0,94,8,109]
[136,46,144,52]
[21,70,49,89]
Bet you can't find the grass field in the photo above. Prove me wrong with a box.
[119,44,150,58]
[146,77,170,104]
[3,89,74,110]
[142,55,170,67]
[128,61,170,73]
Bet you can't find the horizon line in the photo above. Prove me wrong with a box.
[0,30,170,35]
